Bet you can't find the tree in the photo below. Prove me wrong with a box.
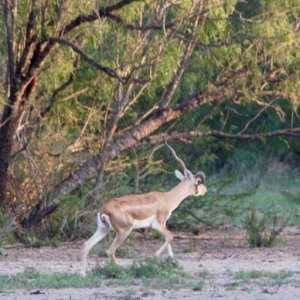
[1,0,299,226]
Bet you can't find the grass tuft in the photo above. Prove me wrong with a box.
[193,280,205,291]
[0,267,100,290]
[92,257,186,287]
[92,263,128,279]
[232,269,295,286]
[130,257,183,278]
[0,258,187,291]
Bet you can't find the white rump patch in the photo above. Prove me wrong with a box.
[99,213,113,230]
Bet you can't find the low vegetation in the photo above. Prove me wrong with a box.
[244,201,292,247]
[1,261,298,293]
[0,258,189,291]
[226,269,296,291]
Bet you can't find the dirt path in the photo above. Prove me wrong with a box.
[1,227,300,299]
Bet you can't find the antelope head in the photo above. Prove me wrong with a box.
[166,143,207,196]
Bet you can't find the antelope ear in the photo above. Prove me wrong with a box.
[175,170,185,181]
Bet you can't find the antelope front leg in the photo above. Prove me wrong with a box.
[167,243,174,257]
[154,225,174,257]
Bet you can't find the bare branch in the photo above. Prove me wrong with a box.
[99,2,178,152]
[10,57,81,159]
[60,88,89,102]
[2,0,15,86]
[48,37,127,83]
[238,99,284,135]
[0,115,12,129]
[139,128,300,145]
[20,40,54,90]
[62,0,141,35]
[105,12,176,32]
[159,4,205,109]
[16,0,38,75]
[41,57,80,118]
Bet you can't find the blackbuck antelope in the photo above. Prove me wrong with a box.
[81,143,207,276]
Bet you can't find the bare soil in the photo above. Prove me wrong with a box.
[1,227,300,299]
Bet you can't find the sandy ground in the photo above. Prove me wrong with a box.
[0,227,300,299]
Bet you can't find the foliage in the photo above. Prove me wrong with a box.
[0,258,187,291]
[0,268,100,290]
[192,280,205,291]
[231,269,295,288]
[0,209,15,245]
[130,257,183,280]
[21,235,52,248]
[93,257,185,285]
[192,270,210,291]
[244,201,292,247]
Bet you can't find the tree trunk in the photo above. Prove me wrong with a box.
[0,99,20,207]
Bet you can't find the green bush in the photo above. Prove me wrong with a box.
[244,201,292,247]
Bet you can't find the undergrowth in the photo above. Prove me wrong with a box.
[229,269,295,288]
[244,201,292,247]
[0,257,189,290]
[0,209,15,247]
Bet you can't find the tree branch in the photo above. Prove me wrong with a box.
[48,37,127,83]
[138,128,300,145]
[159,4,204,109]
[20,40,54,92]
[16,0,38,75]
[62,0,141,35]
[105,12,176,32]
[40,57,80,118]
[2,0,15,87]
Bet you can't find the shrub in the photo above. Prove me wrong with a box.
[244,201,292,247]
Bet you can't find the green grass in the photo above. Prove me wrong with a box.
[198,270,210,278]
[22,235,54,248]
[234,270,272,282]
[234,269,294,280]
[0,209,16,245]
[193,280,205,291]
[231,269,295,287]
[191,270,210,291]
[0,247,5,256]
[0,257,189,291]
[0,268,99,290]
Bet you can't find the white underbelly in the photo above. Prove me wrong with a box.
[133,215,156,229]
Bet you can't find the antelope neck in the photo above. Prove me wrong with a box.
[166,180,192,211]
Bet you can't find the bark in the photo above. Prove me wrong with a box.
[0,1,19,205]
[137,128,300,145]
[0,109,18,206]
